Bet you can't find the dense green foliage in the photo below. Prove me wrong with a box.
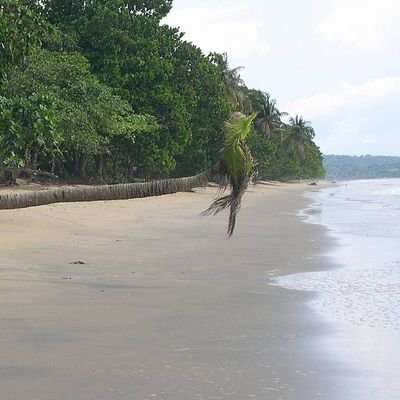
[1,0,324,182]
[1,48,157,176]
[245,90,324,180]
[0,1,46,77]
[324,155,400,180]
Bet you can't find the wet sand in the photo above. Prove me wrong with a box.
[0,184,354,400]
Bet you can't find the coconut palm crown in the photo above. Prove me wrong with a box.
[282,115,315,160]
[253,92,287,138]
[203,112,257,236]
[214,53,252,114]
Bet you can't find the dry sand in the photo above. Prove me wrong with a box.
[0,184,353,400]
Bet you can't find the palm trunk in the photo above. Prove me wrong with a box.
[73,151,80,176]
[78,154,87,177]
[96,155,105,177]
[24,148,32,169]
[127,160,136,180]
[0,170,212,210]
[32,151,38,170]
[51,154,56,175]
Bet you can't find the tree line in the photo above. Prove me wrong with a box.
[0,0,324,182]
[324,155,400,180]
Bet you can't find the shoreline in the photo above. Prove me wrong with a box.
[276,180,400,399]
[0,183,352,399]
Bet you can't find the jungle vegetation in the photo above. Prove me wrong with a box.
[0,0,325,183]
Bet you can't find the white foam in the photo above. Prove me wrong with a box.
[273,262,400,331]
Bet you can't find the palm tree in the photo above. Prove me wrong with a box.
[282,115,315,160]
[253,92,287,138]
[214,53,251,113]
[203,112,256,235]
[0,113,257,236]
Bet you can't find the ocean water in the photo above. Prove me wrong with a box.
[273,179,400,399]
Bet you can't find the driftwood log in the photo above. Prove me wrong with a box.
[0,171,211,210]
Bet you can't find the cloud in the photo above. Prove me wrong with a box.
[285,77,400,119]
[321,117,368,153]
[163,2,271,59]
[315,0,400,52]
[317,116,400,155]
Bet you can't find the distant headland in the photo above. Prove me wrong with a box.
[324,154,400,180]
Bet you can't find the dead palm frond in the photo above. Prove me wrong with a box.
[203,112,257,236]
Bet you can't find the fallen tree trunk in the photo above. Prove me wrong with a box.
[0,113,255,236]
[0,171,211,210]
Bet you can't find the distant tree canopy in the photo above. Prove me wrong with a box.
[324,155,400,180]
[1,0,324,182]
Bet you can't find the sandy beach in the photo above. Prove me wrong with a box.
[0,184,353,400]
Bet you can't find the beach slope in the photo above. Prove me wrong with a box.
[0,184,348,400]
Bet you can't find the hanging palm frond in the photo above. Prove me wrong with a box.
[203,112,257,236]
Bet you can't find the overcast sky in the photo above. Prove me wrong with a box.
[164,0,400,156]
